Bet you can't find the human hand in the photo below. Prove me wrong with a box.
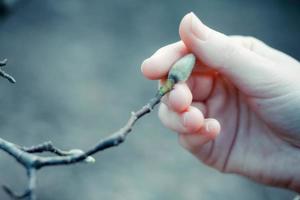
[141,12,300,192]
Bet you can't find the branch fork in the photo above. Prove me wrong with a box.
[0,54,196,200]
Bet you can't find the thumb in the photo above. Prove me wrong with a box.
[179,13,277,97]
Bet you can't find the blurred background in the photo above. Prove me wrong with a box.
[0,0,299,199]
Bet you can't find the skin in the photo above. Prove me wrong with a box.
[141,12,300,192]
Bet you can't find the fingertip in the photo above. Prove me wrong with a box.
[158,103,187,133]
[204,118,221,139]
[178,118,220,152]
[179,12,193,39]
[141,58,161,80]
[169,83,192,112]
[141,41,188,80]
[180,106,204,132]
[179,12,205,52]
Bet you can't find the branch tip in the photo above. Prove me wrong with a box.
[2,185,29,199]
[0,59,16,83]
[0,58,8,66]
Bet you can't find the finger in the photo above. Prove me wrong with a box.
[161,73,214,108]
[158,103,204,133]
[167,82,192,113]
[191,102,207,117]
[178,118,220,152]
[179,12,278,96]
[186,73,215,102]
[141,41,188,80]
[229,35,300,66]
[158,103,187,133]
[180,106,205,132]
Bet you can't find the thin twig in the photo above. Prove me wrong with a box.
[20,141,69,156]
[0,58,8,66]
[0,58,16,83]
[2,185,30,200]
[27,169,36,200]
[0,52,197,199]
[0,92,167,200]
[0,55,178,199]
[2,169,37,200]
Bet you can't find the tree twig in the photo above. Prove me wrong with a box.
[0,59,16,83]
[20,141,70,156]
[0,54,196,199]
[0,92,166,200]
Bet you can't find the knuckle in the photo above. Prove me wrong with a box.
[178,135,193,151]
[158,103,172,128]
[243,36,263,51]
[220,42,240,69]
[229,35,263,51]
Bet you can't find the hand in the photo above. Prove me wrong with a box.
[141,12,300,192]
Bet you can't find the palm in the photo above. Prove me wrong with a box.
[194,75,299,188]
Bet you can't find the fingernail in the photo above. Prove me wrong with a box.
[205,122,211,132]
[182,111,192,128]
[190,12,208,41]
[182,109,201,132]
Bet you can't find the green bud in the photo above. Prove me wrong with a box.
[168,53,196,83]
[157,54,196,96]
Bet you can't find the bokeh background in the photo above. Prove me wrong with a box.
[0,0,299,199]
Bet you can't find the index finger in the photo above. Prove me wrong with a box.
[141,41,188,80]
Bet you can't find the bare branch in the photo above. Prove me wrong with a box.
[0,58,16,83]
[2,169,36,200]
[27,169,37,200]
[0,58,7,66]
[0,91,166,199]
[0,53,194,199]
[20,141,70,156]
[0,138,39,167]
[37,93,162,168]
[2,185,30,199]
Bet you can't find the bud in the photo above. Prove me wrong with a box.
[158,54,196,96]
[68,149,96,164]
[168,53,196,83]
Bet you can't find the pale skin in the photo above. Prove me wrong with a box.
[141,12,300,192]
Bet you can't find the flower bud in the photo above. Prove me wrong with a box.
[168,53,196,83]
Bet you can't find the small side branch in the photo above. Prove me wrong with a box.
[27,169,37,200]
[0,59,16,83]
[2,169,36,200]
[0,58,7,66]
[20,141,70,156]
[2,185,30,200]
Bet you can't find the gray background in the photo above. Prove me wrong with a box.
[0,0,299,199]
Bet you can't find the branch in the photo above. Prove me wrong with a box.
[20,141,70,156]
[0,59,16,83]
[37,93,162,168]
[0,92,165,200]
[3,169,36,200]
[0,54,195,199]
[2,185,30,200]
